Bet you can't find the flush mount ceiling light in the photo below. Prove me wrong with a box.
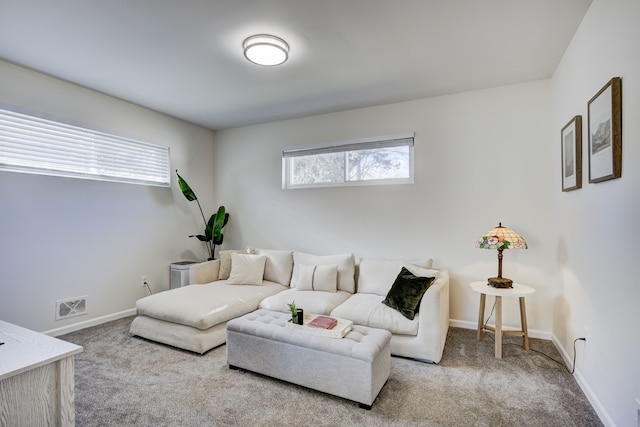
[243,34,289,66]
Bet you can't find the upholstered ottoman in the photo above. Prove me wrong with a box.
[226,309,391,409]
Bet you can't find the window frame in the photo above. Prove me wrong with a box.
[282,132,414,189]
[0,105,170,187]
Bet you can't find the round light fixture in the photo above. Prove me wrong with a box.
[243,34,289,66]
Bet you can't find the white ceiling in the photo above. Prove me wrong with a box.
[0,0,592,130]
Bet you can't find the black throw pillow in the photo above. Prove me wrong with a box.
[382,267,435,320]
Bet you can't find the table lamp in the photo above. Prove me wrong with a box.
[476,222,527,288]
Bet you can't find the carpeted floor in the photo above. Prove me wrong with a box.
[59,316,602,426]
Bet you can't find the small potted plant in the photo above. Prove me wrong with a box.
[287,301,297,324]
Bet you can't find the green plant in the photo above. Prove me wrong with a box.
[287,301,297,321]
[176,170,229,260]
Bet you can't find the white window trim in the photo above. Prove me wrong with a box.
[282,132,414,189]
[0,105,170,187]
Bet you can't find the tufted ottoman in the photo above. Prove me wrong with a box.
[226,309,391,409]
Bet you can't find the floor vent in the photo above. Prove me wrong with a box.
[55,296,88,320]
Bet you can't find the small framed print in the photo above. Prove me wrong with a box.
[588,77,622,183]
[561,115,582,192]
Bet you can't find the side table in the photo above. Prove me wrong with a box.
[469,281,535,359]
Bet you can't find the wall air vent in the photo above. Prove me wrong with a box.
[55,296,88,320]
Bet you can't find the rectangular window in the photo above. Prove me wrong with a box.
[282,133,414,189]
[0,106,170,187]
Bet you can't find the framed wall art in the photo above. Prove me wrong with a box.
[561,115,582,192]
[588,77,622,183]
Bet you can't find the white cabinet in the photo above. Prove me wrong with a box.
[0,321,82,426]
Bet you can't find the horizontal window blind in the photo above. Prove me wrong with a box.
[0,107,170,187]
[282,133,414,158]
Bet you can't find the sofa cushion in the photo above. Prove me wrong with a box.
[330,293,419,335]
[382,267,436,320]
[313,264,338,292]
[293,264,338,292]
[259,288,352,316]
[294,264,316,291]
[357,258,435,296]
[135,281,287,330]
[291,252,356,293]
[227,253,267,285]
[254,248,294,286]
[218,248,254,280]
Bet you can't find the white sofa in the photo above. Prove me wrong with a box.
[130,248,449,363]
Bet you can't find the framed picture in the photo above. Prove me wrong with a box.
[561,115,582,192]
[588,77,622,183]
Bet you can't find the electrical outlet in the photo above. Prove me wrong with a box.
[141,275,148,287]
[635,397,640,427]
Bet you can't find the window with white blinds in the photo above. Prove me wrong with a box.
[282,133,414,189]
[0,106,170,187]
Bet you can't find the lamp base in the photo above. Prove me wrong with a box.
[488,277,513,288]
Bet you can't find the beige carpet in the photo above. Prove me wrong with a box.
[60,316,602,426]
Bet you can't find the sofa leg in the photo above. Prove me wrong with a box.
[228,364,240,370]
[358,402,372,410]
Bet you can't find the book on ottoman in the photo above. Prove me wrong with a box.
[308,316,338,330]
[286,314,353,338]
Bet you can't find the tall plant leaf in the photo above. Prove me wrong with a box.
[176,170,197,201]
[212,206,226,243]
[189,234,210,242]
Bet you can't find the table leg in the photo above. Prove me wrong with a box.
[519,296,529,351]
[495,296,502,359]
[477,293,486,341]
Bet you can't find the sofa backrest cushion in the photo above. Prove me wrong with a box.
[291,252,356,293]
[357,258,435,296]
[254,248,294,286]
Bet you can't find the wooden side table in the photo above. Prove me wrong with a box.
[469,281,535,359]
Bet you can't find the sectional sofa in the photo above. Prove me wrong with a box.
[130,248,450,363]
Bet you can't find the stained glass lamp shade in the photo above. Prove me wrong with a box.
[476,222,527,288]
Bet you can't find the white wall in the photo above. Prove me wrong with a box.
[551,0,640,425]
[0,60,217,333]
[214,79,555,335]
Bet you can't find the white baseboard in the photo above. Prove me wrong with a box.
[551,334,614,427]
[449,318,551,340]
[44,308,136,337]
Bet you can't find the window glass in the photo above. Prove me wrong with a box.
[347,146,410,181]
[283,133,413,189]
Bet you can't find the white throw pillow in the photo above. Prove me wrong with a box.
[227,253,267,285]
[313,264,338,292]
[218,248,254,280]
[295,264,316,290]
[254,248,294,286]
[291,252,355,293]
[293,264,338,292]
